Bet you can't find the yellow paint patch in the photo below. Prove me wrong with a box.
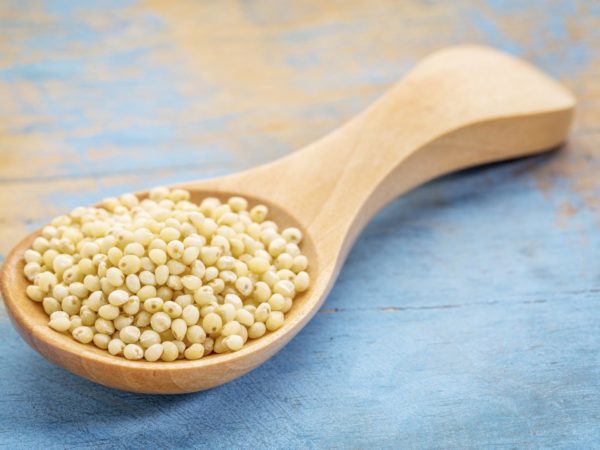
[137,0,460,157]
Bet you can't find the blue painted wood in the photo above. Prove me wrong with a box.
[1,0,600,448]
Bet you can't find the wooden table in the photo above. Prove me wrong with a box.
[1,1,599,448]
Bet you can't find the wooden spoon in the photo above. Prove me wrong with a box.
[0,45,575,394]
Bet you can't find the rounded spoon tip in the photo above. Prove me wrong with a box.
[1,189,325,394]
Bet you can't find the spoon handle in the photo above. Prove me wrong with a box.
[216,45,574,259]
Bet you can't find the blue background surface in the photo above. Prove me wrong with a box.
[1,1,600,448]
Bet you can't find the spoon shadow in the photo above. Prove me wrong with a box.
[0,150,557,447]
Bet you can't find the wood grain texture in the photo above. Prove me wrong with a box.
[0,45,575,394]
[0,0,599,447]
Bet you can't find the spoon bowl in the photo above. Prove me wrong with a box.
[2,191,321,393]
[1,45,576,393]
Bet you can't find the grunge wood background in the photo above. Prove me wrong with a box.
[1,1,599,448]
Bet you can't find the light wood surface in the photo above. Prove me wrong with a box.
[0,45,575,394]
[1,1,598,446]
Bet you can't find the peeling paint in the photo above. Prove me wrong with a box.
[1,2,600,447]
